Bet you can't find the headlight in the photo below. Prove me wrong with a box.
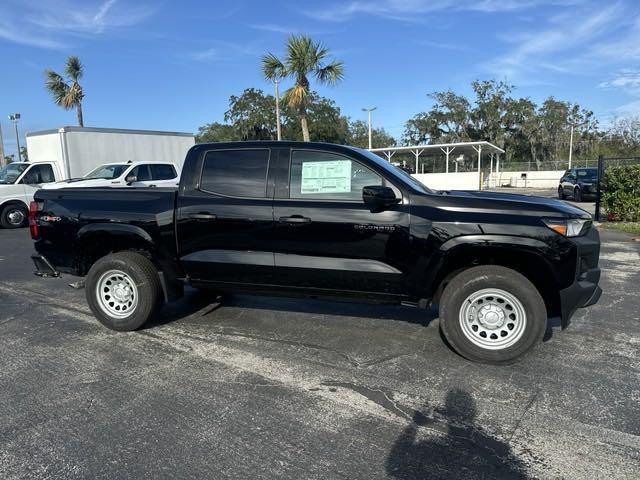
[542,218,591,237]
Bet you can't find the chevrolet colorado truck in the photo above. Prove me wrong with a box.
[30,141,602,364]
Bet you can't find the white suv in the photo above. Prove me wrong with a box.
[42,162,179,190]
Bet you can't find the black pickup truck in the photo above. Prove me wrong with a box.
[30,141,601,364]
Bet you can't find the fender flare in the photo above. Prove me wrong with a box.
[439,234,548,252]
[76,223,154,245]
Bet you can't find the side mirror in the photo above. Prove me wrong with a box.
[362,185,400,212]
[125,175,137,185]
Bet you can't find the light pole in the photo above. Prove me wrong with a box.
[568,120,588,169]
[0,123,5,167]
[8,113,21,162]
[274,79,282,141]
[362,107,377,149]
[568,124,574,169]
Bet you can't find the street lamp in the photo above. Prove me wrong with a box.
[274,79,282,141]
[362,107,377,149]
[568,120,588,169]
[8,113,21,162]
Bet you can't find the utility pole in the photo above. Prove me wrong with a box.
[274,79,282,141]
[8,113,21,162]
[568,124,574,169]
[362,107,377,149]
[0,123,5,167]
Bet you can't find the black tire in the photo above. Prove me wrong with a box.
[557,186,565,200]
[574,187,582,202]
[0,204,28,229]
[439,265,547,365]
[85,251,162,331]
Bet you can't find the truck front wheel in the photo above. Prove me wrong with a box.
[85,251,162,331]
[439,266,546,364]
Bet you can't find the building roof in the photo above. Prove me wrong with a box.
[369,141,505,156]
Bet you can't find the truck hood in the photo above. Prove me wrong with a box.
[421,189,592,219]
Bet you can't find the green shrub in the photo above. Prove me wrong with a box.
[602,164,640,222]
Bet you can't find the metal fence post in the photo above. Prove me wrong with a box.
[595,155,603,221]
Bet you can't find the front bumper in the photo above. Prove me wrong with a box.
[558,226,601,328]
[559,267,601,328]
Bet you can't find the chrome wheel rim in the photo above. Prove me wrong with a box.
[96,270,138,318]
[459,288,527,350]
[7,209,25,225]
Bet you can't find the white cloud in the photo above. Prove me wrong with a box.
[0,24,68,49]
[303,0,583,22]
[0,0,155,49]
[600,71,640,93]
[486,3,627,79]
[189,42,261,63]
[190,48,218,62]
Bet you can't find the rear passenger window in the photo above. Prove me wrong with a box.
[130,165,152,181]
[151,164,177,180]
[200,149,269,198]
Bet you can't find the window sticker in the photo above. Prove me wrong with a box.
[301,160,352,194]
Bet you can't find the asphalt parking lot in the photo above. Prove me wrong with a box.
[1,195,639,479]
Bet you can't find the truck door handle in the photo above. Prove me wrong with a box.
[279,215,311,224]
[189,212,217,221]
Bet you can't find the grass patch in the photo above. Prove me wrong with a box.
[601,222,640,235]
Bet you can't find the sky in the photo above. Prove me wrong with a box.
[1,0,640,157]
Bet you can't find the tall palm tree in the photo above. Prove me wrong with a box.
[262,35,344,141]
[45,56,85,127]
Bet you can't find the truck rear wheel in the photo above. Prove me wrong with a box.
[1,204,28,229]
[439,266,546,364]
[85,251,162,331]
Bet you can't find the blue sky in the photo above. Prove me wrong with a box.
[1,0,640,156]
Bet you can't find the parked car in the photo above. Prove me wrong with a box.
[42,161,179,190]
[30,141,601,364]
[558,167,598,202]
[0,127,194,228]
[0,162,60,228]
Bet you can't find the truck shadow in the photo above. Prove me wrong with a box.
[386,388,532,480]
[145,288,439,329]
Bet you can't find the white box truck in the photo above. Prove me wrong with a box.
[0,127,195,228]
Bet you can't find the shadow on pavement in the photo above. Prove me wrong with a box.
[386,388,530,479]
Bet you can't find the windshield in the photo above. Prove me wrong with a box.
[0,163,29,184]
[352,147,434,194]
[577,169,597,180]
[85,164,129,179]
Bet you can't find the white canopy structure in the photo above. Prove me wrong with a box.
[369,141,505,175]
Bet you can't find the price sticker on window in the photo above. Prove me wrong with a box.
[301,160,352,194]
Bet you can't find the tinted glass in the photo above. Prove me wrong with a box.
[290,150,382,200]
[201,149,269,198]
[355,147,432,193]
[151,164,177,180]
[577,169,597,179]
[130,165,152,181]
[22,164,55,184]
[0,163,28,184]
[85,164,128,179]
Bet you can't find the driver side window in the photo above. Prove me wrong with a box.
[20,164,55,185]
[289,150,383,201]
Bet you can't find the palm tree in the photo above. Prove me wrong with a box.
[262,35,344,141]
[45,56,85,127]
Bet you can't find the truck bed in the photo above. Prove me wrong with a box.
[33,187,179,276]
